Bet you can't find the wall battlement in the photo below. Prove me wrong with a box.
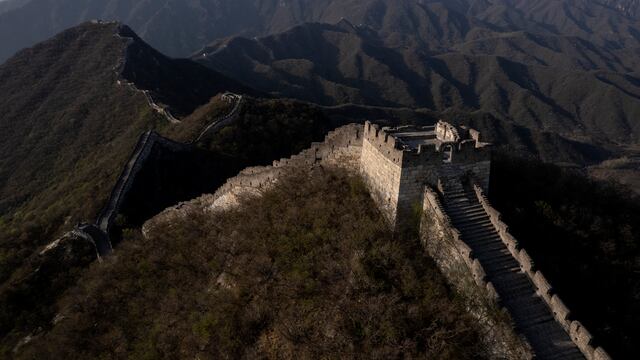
[207,124,364,211]
[363,120,490,167]
[202,120,490,226]
[472,185,611,360]
[361,120,491,228]
[146,119,609,359]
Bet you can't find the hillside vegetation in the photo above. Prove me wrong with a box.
[15,169,488,359]
[0,22,256,352]
[0,22,164,284]
[0,20,249,282]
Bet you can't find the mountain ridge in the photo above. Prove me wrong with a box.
[196,20,640,150]
[2,0,640,63]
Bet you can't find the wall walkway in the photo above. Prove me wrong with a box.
[471,184,612,360]
[440,179,584,359]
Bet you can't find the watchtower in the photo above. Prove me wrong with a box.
[360,120,491,229]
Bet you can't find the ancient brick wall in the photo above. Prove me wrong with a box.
[360,138,404,225]
[360,120,491,230]
[473,185,612,360]
[207,124,364,212]
[420,187,533,359]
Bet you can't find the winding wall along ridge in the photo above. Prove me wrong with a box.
[95,131,191,234]
[95,130,157,232]
[192,93,243,144]
[94,92,244,242]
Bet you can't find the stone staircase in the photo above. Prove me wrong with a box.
[441,178,584,360]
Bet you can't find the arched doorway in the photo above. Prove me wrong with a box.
[442,144,453,163]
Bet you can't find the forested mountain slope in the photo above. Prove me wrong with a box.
[16,169,494,359]
[197,21,640,149]
[0,21,246,303]
[2,0,640,63]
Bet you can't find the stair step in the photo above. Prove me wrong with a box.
[456,218,492,229]
[444,191,466,197]
[479,254,519,270]
[493,280,533,299]
[462,228,499,240]
[446,206,484,215]
[460,225,497,237]
[474,248,512,261]
[464,235,501,246]
[464,230,502,241]
[447,207,486,218]
[465,237,504,249]
[446,202,482,210]
[451,213,490,224]
[483,261,522,274]
[445,199,470,206]
[511,303,553,323]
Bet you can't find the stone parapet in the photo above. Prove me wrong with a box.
[209,124,364,211]
[421,187,533,358]
[473,184,612,360]
[423,187,500,302]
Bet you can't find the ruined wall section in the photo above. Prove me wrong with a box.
[420,187,534,359]
[473,185,612,360]
[208,124,363,211]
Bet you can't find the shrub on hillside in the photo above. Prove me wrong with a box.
[18,168,488,359]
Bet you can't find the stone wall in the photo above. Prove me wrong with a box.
[145,124,363,233]
[361,121,491,230]
[208,124,364,212]
[436,121,460,142]
[420,187,533,359]
[96,131,189,233]
[360,138,403,225]
[472,185,612,360]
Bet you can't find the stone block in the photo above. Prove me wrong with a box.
[486,282,500,302]
[457,241,473,259]
[570,321,594,356]
[550,295,571,326]
[517,249,535,273]
[593,347,612,360]
[503,232,519,254]
[496,221,509,236]
[487,207,501,221]
[533,271,553,302]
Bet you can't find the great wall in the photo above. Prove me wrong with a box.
[146,120,612,360]
[63,92,244,258]
[46,66,612,356]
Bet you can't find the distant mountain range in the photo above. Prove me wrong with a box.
[196,19,640,149]
[2,0,640,63]
[1,1,639,150]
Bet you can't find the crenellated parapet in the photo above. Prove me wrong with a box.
[361,120,491,229]
[363,120,490,167]
[208,124,364,211]
[473,184,612,360]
